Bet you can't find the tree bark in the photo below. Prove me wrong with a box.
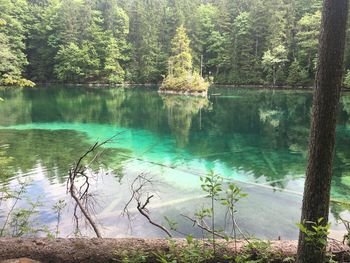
[0,238,349,263]
[297,1,348,262]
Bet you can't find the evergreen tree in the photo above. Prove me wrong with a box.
[287,60,308,85]
[169,25,192,77]
[161,25,208,93]
[0,0,344,86]
[0,0,34,87]
[104,37,125,84]
[297,0,348,261]
[231,11,257,83]
[296,11,321,76]
[343,70,350,88]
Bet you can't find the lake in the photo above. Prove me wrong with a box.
[0,85,350,239]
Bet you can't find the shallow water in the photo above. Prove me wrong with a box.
[0,85,350,239]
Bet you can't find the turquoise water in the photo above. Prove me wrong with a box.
[0,85,350,239]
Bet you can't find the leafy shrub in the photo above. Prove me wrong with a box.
[160,72,209,93]
[343,70,350,88]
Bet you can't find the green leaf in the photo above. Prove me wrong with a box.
[186,234,193,244]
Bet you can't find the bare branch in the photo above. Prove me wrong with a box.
[68,169,101,238]
[180,214,225,239]
[66,135,119,238]
[123,174,172,237]
[136,195,172,237]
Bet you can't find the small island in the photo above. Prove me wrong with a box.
[159,25,209,97]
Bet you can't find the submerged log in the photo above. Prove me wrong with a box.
[0,238,349,263]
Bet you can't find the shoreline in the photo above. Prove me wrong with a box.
[0,238,348,263]
[158,89,208,97]
[2,83,350,92]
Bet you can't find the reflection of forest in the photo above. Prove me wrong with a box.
[0,129,130,182]
[0,87,350,205]
[161,94,211,147]
[0,143,13,179]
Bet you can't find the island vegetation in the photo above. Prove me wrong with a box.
[159,25,209,95]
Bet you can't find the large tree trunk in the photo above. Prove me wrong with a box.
[296,1,348,262]
[0,238,349,263]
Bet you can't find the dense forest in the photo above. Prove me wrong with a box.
[1,0,350,86]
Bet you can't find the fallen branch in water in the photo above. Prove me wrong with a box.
[180,213,225,239]
[67,135,118,238]
[339,217,350,245]
[123,174,172,237]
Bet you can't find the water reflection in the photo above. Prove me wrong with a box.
[161,94,212,147]
[0,129,130,183]
[0,86,350,238]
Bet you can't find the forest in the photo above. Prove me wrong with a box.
[2,0,349,86]
[2,0,350,262]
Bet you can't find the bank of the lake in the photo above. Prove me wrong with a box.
[0,238,349,263]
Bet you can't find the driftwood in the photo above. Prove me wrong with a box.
[0,238,349,263]
[67,141,103,238]
[67,135,119,238]
[123,174,173,238]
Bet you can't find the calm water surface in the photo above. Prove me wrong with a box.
[0,85,350,239]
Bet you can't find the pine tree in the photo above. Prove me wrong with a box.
[169,25,192,77]
[287,60,308,85]
[296,11,321,76]
[297,0,348,261]
[161,25,208,94]
[104,38,125,84]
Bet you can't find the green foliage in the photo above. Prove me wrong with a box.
[339,218,350,246]
[297,218,339,263]
[104,38,125,84]
[200,171,223,199]
[161,25,209,93]
[0,180,48,237]
[119,250,148,263]
[262,45,288,85]
[231,11,258,83]
[234,240,295,263]
[160,72,209,92]
[192,4,225,76]
[0,144,13,179]
[170,25,193,77]
[0,0,329,85]
[52,199,66,238]
[220,183,248,210]
[9,199,45,237]
[296,11,321,76]
[343,70,350,88]
[156,237,214,263]
[199,171,222,250]
[287,61,309,86]
[54,42,100,82]
[296,218,330,252]
[197,171,249,253]
[0,0,34,87]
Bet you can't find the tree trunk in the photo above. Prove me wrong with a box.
[296,1,348,262]
[1,238,349,263]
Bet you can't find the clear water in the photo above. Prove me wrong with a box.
[0,85,350,239]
